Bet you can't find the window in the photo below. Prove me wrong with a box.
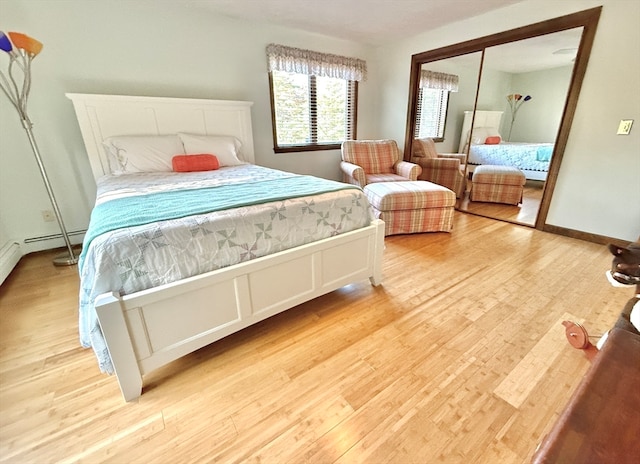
[269,71,356,151]
[415,88,449,141]
[414,70,458,142]
[266,44,366,153]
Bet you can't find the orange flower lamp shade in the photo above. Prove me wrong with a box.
[7,32,43,56]
[505,93,532,141]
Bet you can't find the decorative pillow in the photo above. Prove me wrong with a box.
[470,127,501,145]
[102,135,185,175]
[485,136,501,145]
[172,154,219,172]
[178,133,243,167]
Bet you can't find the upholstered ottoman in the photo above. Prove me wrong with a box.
[470,165,526,205]
[363,181,456,235]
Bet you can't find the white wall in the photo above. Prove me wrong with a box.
[477,68,512,115]
[376,0,640,242]
[0,0,377,254]
[508,66,573,143]
[474,65,572,142]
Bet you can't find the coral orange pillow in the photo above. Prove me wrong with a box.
[485,136,501,145]
[172,154,219,172]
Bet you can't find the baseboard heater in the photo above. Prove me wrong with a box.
[0,241,22,285]
[23,229,86,244]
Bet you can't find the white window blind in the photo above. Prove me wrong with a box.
[415,88,448,139]
[414,70,458,140]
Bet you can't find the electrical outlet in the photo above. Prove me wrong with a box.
[41,210,55,222]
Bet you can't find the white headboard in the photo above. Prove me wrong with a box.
[66,93,255,180]
[458,110,504,153]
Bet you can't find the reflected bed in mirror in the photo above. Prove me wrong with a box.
[462,111,555,182]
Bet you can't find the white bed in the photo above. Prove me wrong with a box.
[67,93,384,402]
[467,141,553,181]
[459,110,554,181]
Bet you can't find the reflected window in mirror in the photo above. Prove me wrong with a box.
[414,70,459,142]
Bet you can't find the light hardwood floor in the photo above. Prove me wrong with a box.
[0,213,631,463]
[458,180,544,226]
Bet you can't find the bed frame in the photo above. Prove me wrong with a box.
[67,93,385,402]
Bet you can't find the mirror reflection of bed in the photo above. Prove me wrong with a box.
[455,29,578,227]
[459,109,555,226]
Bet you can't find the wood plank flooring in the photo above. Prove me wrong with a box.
[459,180,544,226]
[0,213,631,463]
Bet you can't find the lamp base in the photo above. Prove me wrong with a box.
[52,247,81,266]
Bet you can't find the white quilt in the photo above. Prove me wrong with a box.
[468,142,553,172]
[79,164,374,373]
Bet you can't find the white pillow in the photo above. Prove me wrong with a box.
[102,135,185,175]
[470,127,501,145]
[178,133,243,167]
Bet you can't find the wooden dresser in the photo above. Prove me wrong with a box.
[531,298,640,463]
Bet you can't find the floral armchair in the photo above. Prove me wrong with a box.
[340,139,421,188]
[410,137,467,198]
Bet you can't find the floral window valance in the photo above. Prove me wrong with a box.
[266,43,367,81]
[420,70,459,92]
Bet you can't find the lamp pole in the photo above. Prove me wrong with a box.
[1,31,77,265]
[21,117,78,265]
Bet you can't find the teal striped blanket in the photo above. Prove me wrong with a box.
[80,174,359,270]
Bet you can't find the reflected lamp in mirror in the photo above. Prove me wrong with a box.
[506,94,532,141]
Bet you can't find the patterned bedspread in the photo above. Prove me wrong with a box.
[468,142,554,172]
[79,164,374,373]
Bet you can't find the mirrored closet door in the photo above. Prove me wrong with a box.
[460,29,582,226]
[404,8,602,230]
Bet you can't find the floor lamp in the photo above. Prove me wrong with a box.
[0,31,77,265]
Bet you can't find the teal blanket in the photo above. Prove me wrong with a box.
[80,175,358,269]
[536,146,553,162]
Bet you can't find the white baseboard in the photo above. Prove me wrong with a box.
[0,241,23,286]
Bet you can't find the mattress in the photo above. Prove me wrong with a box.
[79,164,374,373]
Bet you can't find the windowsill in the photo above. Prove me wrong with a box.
[274,143,341,153]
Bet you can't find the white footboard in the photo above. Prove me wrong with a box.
[95,219,384,401]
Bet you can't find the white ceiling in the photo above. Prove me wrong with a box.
[434,29,583,74]
[182,0,582,73]
[483,30,582,73]
[184,0,525,46]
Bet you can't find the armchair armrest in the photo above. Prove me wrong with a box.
[438,153,467,164]
[340,161,366,187]
[394,161,422,180]
[413,157,461,172]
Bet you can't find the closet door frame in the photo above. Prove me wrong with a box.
[403,7,602,230]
